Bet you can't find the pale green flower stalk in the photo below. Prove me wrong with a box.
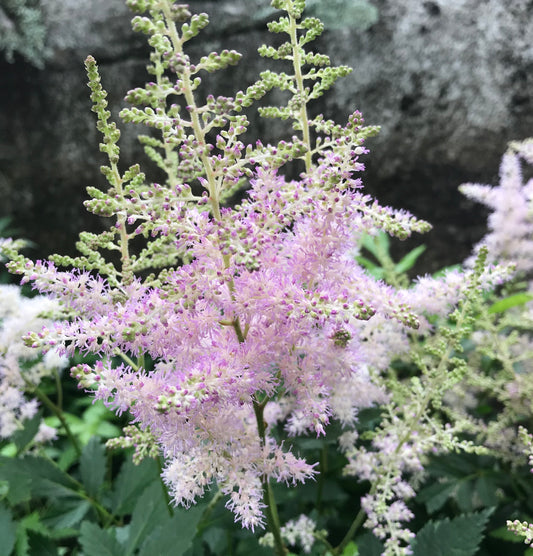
[507,427,533,546]
[340,247,505,556]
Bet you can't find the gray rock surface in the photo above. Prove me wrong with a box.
[1,0,532,273]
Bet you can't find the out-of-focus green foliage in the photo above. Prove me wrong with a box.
[0,0,48,67]
[306,0,378,31]
[255,0,379,32]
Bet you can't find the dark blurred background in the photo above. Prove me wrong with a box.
[1,0,532,274]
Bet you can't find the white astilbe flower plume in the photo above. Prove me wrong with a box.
[0,284,67,439]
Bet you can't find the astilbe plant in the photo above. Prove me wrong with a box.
[0,1,518,554]
[449,139,533,460]
[0,282,66,442]
[440,139,533,549]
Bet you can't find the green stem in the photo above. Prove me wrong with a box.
[116,350,140,371]
[161,2,246,342]
[316,442,327,511]
[253,400,287,556]
[152,51,180,188]
[264,480,287,556]
[52,367,63,411]
[161,1,221,214]
[86,491,117,526]
[24,379,81,457]
[332,490,372,555]
[38,451,116,526]
[198,488,224,530]
[110,159,133,285]
[288,10,312,172]
[315,533,335,553]
[162,7,281,551]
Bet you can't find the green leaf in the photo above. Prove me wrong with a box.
[455,480,475,513]
[18,512,50,537]
[432,264,462,278]
[115,525,131,546]
[376,230,390,252]
[202,527,226,554]
[395,245,426,274]
[30,479,78,500]
[79,521,123,556]
[318,480,349,503]
[0,479,9,500]
[57,445,78,471]
[15,525,30,556]
[22,455,76,490]
[0,458,32,505]
[355,255,384,277]
[80,437,106,498]
[124,482,169,555]
[355,254,379,270]
[294,437,324,450]
[488,293,533,314]
[340,541,358,556]
[416,480,456,514]
[475,476,499,507]
[14,512,49,556]
[359,234,377,256]
[489,524,527,543]
[27,534,58,556]
[426,454,478,478]
[110,457,159,516]
[42,499,91,530]
[11,412,42,453]
[235,536,273,555]
[58,402,120,446]
[138,505,203,556]
[1,454,79,503]
[411,509,493,556]
[79,402,121,440]
[359,231,387,257]
[355,533,383,556]
[0,504,16,556]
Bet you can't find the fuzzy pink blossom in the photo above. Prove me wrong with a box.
[14,156,432,526]
[10,156,510,529]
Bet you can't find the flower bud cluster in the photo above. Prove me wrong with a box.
[106,424,160,464]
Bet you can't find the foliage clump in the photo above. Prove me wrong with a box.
[0,0,48,67]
